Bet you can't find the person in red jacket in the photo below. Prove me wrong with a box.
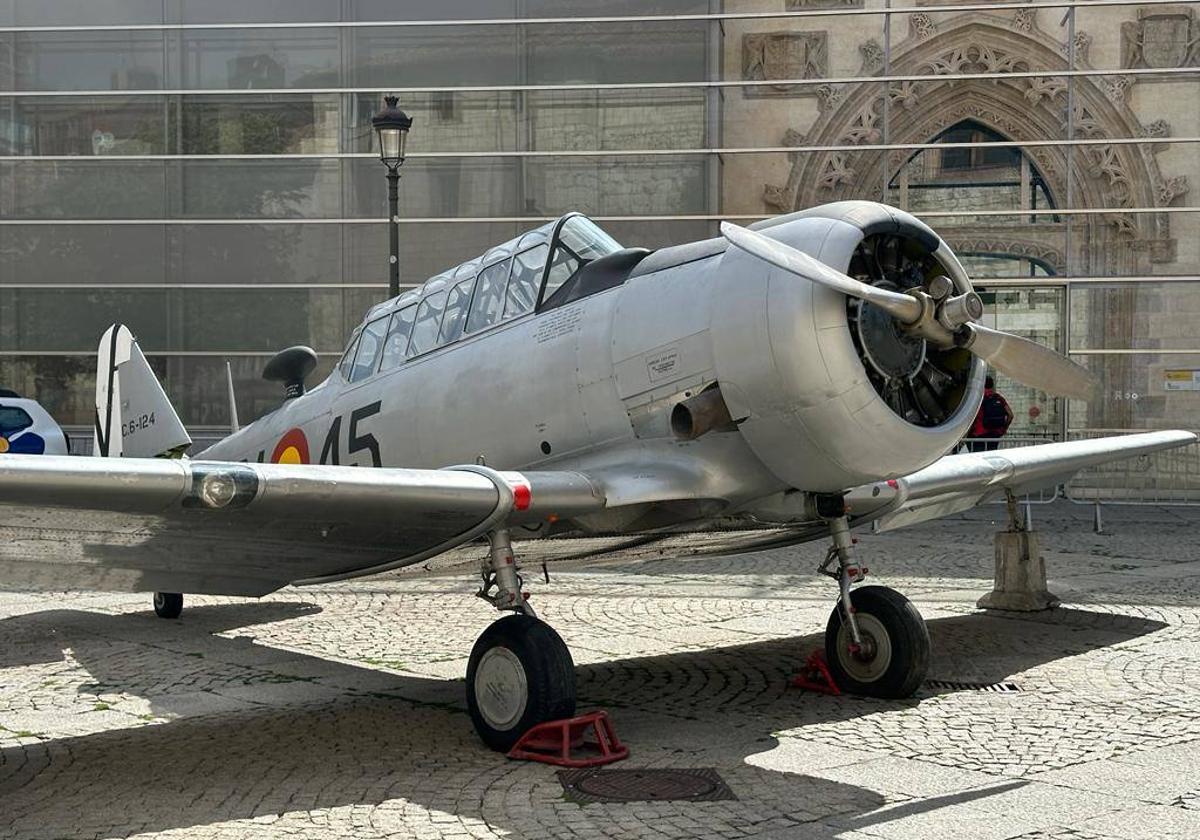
[967,375,1014,452]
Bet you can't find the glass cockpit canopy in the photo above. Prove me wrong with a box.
[362,213,622,326]
[338,214,624,380]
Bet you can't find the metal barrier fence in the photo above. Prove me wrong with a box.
[969,430,1200,506]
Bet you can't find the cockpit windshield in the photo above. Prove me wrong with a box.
[540,216,623,304]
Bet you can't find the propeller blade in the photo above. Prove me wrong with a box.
[721,221,923,324]
[964,324,1098,400]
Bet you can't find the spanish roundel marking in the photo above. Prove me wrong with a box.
[271,428,310,464]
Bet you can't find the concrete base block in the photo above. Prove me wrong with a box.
[976,530,1061,612]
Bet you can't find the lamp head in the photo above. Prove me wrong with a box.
[372,95,413,169]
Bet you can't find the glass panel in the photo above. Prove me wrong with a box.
[526,156,708,216]
[0,1,164,26]
[886,121,1060,227]
[1069,352,1200,434]
[542,247,580,303]
[350,91,520,156]
[12,32,165,91]
[345,221,524,290]
[980,288,1065,439]
[503,244,548,319]
[541,215,622,302]
[348,156,521,219]
[0,288,170,352]
[407,289,447,357]
[0,353,341,431]
[526,90,706,153]
[1070,284,1200,352]
[175,223,344,285]
[164,0,341,24]
[181,95,340,155]
[178,160,341,218]
[465,257,512,334]
[350,25,520,89]
[0,160,166,219]
[175,29,339,90]
[2,97,167,156]
[524,20,707,85]
[338,335,360,380]
[438,277,476,345]
[379,306,416,372]
[349,0,707,20]
[348,316,388,382]
[0,288,375,353]
[0,405,33,434]
[0,225,168,286]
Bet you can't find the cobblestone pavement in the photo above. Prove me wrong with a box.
[3,502,1200,839]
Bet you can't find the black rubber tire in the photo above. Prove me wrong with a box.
[824,585,929,699]
[153,592,183,619]
[466,614,576,752]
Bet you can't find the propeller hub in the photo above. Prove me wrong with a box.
[854,297,927,381]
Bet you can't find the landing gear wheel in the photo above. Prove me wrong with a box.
[824,585,929,699]
[466,614,576,752]
[153,592,183,619]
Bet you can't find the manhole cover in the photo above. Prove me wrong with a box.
[557,767,736,804]
[925,679,1022,693]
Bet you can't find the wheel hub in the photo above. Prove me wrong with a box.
[474,646,528,730]
[836,613,893,683]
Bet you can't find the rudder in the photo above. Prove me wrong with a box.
[94,324,192,458]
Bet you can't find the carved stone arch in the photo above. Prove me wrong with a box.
[767,11,1186,273]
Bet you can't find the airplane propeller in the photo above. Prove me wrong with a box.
[720,221,1097,401]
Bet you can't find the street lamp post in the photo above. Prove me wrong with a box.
[372,95,413,299]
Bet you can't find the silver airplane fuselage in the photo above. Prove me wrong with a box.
[200,203,985,536]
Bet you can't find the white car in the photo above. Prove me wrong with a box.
[0,390,70,455]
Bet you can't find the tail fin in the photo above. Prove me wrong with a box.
[94,324,192,458]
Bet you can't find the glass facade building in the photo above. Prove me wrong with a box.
[0,0,1197,460]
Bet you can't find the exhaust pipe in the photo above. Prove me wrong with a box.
[671,386,735,441]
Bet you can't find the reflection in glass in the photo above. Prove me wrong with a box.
[349,316,388,382]
[176,29,339,90]
[438,277,477,346]
[504,244,548,319]
[181,95,339,155]
[2,97,166,156]
[887,120,1057,226]
[379,306,417,371]
[540,215,622,302]
[407,289,448,357]
[179,160,340,218]
[12,32,164,91]
[466,258,512,334]
[980,288,1065,439]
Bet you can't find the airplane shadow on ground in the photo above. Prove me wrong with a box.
[0,603,1167,839]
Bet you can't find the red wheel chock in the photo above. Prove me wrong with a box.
[790,649,842,696]
[507,710,629,767]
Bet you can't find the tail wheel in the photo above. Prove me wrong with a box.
[466,614,576,752]
[824,585,929,698]
[153,592,183,619]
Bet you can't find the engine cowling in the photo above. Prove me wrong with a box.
[710,201,985,492]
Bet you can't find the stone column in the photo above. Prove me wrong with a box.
[977,495,1061,611]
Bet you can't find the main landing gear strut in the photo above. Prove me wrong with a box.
[815,500,930,698]
[466,527,576,751]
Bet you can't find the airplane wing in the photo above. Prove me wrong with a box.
[862,430,1197,532]
[0,456,603,597]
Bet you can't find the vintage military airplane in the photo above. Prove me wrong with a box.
[0,201,1193,752]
